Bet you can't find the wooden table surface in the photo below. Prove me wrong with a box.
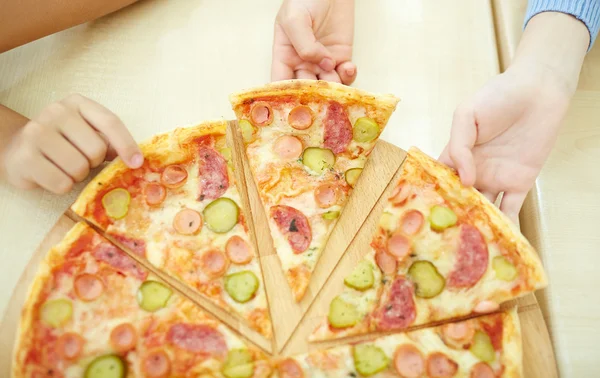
[0,0,595,376]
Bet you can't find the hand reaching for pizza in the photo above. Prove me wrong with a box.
[271,0,356,85]
[439,12,588,223]
[2,94,143,194]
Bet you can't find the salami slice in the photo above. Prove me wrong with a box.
[92,243,148,280]
[270,205,312,253]
[323,101,352,154]
[376,276,416,331]
[109,233,146,257]
[197,145,229,201]
[447,224,489,288]
[166,323,227,358]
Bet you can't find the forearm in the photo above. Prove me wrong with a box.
[0,105,28,172]
[0,0,140,53]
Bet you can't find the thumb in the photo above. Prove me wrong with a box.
[448,105,477,187]
[281,14,335,71]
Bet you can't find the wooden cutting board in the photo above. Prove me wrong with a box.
[0,123,558,377]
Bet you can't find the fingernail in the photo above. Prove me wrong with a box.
[319,58,335,71]
[346,67,356,76]
[130,153,144,168]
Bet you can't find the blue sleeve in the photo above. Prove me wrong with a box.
[524,0,600,50]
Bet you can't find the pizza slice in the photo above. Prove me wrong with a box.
[310,147,547,341]
[229,80,400,301]
[12,222,272,378]
[71,121,272,339]
[278,309,522,378]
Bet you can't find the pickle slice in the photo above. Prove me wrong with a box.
[85,355,126,378]
[328,296,361,328]
[353,117,380,143]
[407,261,445,298]
[493,256,518,281]
[322,211,340,220]
[302,147,335,175]
[239,120,256,143]
[41,299,73,327]
[225,271,259,303]
[203,198,239,233]
[378,212,394,230]
[345,168,363,188]
[137,281,172,312]
[353,344,389,376]
[429,205,457,231]
[223,349,254,378]
[102,188,130,220]
[220,147,232,162]
[470,331,496,362]
[344,260,374,291]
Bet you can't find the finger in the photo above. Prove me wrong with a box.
[38,131,90,182]
[29,152,74,194]
[271,58,295,82]
[438,145,454,168]
[57,113,108,168]
[500,191,528,224]
[295,69,318,80]
[62,94,143,168]
[317,70,342,83]
[336,61,357,85]
[448,105,478,187]
[281,15,335,69]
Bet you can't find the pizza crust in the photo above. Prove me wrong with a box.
[501,307,524,377]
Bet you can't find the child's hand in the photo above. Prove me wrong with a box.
[271,0,356,84]
[3,94,143,194]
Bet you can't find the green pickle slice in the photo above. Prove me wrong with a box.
[328,296,361,328]
[203,198,239,233]
[223,349,254,378]
[344,260,374,291]
[493,256,518,281]
[137,281,172,312]
[470,331,496,362]
[102,188,130,220]
[352,117,380,143]
[220,147,233,162]
[345,168,363,188]
[407,261,445,298]
[353,344,389,376]
[225,271,259,303]
[322,211,340,220]
[239,120,255,142]
[429,205,457,231]
[302,147,335,175]
[85,355,126,378]
[41,299,73,327]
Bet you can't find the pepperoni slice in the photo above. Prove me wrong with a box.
[110,323,137,352]
[166,323,227,357]
[198,145,229,201]
[400,210,424,235]
[142,350,171,378]
[426,353,458,377]
[173,208,203,235]
[270,205,312,253]
[200,249,228,277]
[250,102,274,126]
[161,165,188,189]
[447,224,489,288]
[56,332,84,360]
[288,105,313,130]
[474,300,499,314]
[109,233,146,257]
[274,135,303,159]
[393,344,425,378]
[93,243,148,280]
[226,235,253,264]
[278,358,304,378]
[314,183,339,208]
[376,276,416,331]
[375,249,397,275]
[74,273,104,301]
[323,101,352,154]
[470,363,495,378]
[442,321,474,343]
[144,183,166,206]
[390,181,411,206]
[386,232,411,260]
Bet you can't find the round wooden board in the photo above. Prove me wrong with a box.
[0,136,558,377]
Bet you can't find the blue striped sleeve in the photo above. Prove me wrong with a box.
[524,0,600,50]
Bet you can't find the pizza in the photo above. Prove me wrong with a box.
[229,80,400,301]
[12,222,272,378]
[310,147,547,341]
[71,121,272,338]
[277,309,522,378]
